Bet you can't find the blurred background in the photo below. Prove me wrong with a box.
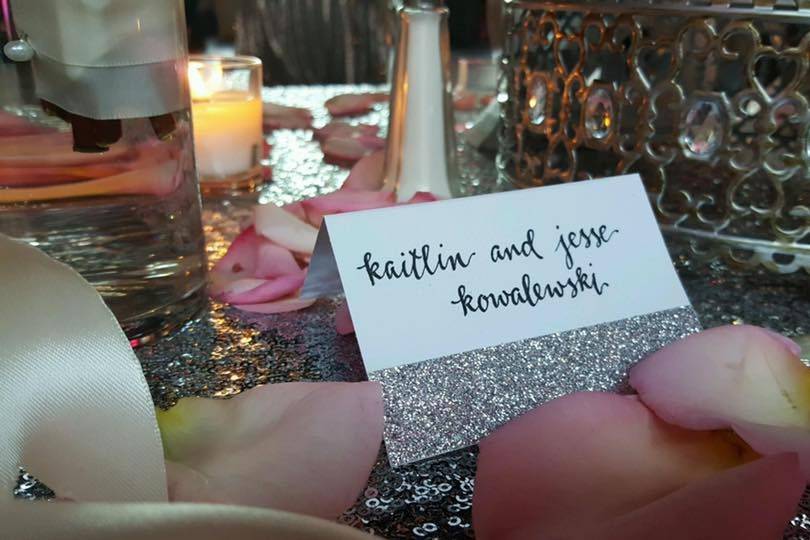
[1,0,502,106]
[184,0,503,85]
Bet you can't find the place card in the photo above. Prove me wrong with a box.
[302,174,700,467]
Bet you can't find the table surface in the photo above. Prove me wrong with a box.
[131,85,810,539]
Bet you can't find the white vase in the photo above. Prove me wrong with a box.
[383,0,457,202]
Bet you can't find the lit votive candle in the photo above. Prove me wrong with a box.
[188,56,263,191]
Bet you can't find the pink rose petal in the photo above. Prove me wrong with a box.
[473,392,769,540]
[314,122,379,143]
[263,102,313,131]
[322,135,386,168]
[0,111,55,137]
[216,277,267,296]
[355,135,386,151]
[300,190,396,227]
[452,91,494,111]
[761,327,803,356]
[406,191,440,204]
[335,301,355,335]
[453,90,479,111]
[0,137,170,188]
[0,131,69,154]
[325,93,389,117]
[342,150,385,192]
[254,203,320,255]
[629,325,810,478]
[731,420,810,476]
[0,132,134,167]
[0,138,172,187]
[212,190,442,316]
[0,159,181,203]
[210,227,263,288]
[254,242,302,279]
[281,201,308,221]
[0,165,123,187]
[158,382,384,519]
[217,272,306,305]
[592,453,804,540]
[321,138,370,168]
[210,227,298,288]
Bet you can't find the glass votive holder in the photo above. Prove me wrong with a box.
[454,56,498,103]
[188,55,264,192]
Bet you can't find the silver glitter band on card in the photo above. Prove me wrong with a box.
[370,305,702,467]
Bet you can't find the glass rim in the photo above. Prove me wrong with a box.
[188,54,262,69]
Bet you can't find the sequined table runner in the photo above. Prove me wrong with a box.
[132,85,810,539]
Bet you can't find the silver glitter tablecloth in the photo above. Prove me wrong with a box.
[131,86,810,539]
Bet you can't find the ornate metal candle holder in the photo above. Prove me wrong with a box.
[498,0,810,274]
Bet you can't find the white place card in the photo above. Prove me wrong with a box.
[302,175,700,466]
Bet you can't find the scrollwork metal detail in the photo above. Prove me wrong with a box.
[499,1,810,273]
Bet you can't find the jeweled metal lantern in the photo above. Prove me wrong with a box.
[498,0,810,274]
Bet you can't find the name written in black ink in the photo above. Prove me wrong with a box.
[555,225,620,269]
[450,265,609,316]
[357,244,476,286]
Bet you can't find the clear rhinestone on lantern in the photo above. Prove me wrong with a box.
[528,78,547,125]
[683,99,722,157]
[584,88,613,139]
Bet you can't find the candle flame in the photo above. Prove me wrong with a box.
[188,60,224,101]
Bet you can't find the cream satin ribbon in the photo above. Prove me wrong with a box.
[0,502,373,540]
[0,234,377,539]
[0,233,168,502]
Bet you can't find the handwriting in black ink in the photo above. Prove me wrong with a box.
[450,265,609,316]
[357,244,476,287]
[554,225,620,270]
[490,229,544,263]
